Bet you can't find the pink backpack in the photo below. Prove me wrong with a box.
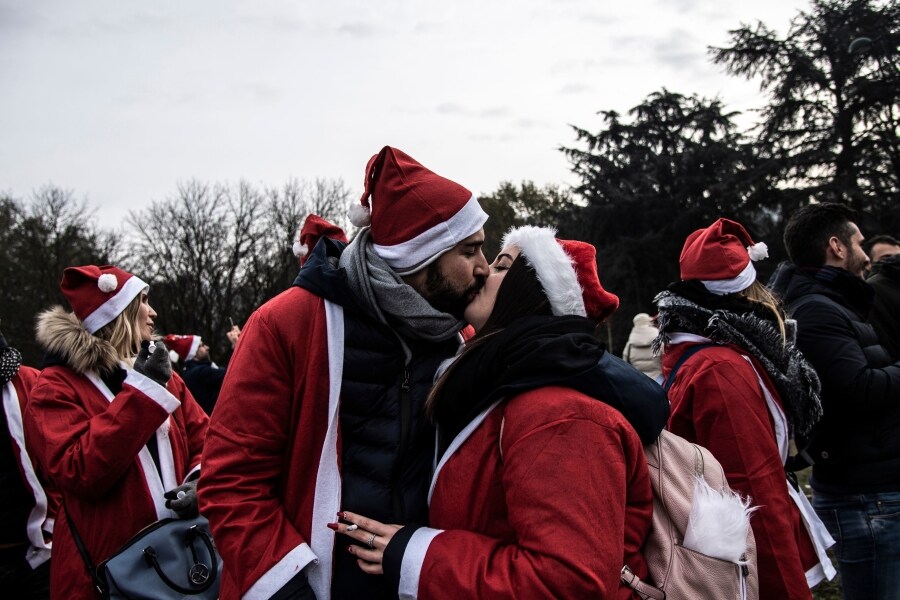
[621,429,759,600]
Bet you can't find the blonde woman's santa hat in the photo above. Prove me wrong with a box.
[349,146,488,275]
[163,334,202,363]
[60,265,149,334]
[292,214,349,266]
[679,218,769,295]
[502,225,619,324]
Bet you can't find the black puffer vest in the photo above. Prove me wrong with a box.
[295,239,460,600]
[340,321,455,525]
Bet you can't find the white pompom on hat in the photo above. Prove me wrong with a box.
[60,265,149,334]
[351,146,488,275]
[679,218,768,295]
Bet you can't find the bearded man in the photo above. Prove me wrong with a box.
[198,147,489,600]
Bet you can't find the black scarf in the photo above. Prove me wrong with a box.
[432,314,605,446]
[654,282,822,437]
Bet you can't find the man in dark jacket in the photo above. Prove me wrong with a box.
[770,203,900,600]
[865,235,900,362]
[864,234,900,265]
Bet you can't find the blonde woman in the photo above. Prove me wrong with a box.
[24,265,208,600]
[654,218,835,599]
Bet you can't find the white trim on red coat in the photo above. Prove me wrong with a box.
[741,355,837,587]
[85,368,180,520]
[3,380,52,569]
[740,355,789,461]
[428,399,502,504]
[399,527,443,600]
[395,400,504,598]
[243,300,345,600]
[307,300,345,599]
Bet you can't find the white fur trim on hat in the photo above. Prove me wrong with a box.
[701,260,757,296]
[169,350,180,364]
[82,275,150,334]
[185,336,202,361]
[501,225,587,318]
[292,241,308,258]
[372,195,488,275]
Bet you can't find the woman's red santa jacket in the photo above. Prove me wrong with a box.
[384,386,653,599]
[24,310,207,600]
[663,339,827,600]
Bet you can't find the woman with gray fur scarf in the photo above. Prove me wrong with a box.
[654,218,835,600]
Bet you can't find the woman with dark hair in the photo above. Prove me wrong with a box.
[654,218,836,599]
[23,265,209,600]
[329,226,670,599]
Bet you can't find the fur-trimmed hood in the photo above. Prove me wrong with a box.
[35,306,120,375]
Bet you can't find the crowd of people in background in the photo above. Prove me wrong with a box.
[2,145,899,600]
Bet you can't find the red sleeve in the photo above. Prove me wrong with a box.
[198,298,317,596]
[14,367,61,526]
[25,369,176,499]
[667,353,812,600]
[419,389,650,600]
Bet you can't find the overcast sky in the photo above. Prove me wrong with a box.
[1,0,811,230]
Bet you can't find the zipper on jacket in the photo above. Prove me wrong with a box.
[392,368,411,520]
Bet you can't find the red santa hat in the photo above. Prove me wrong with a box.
[162,334,202,363]
[680,218,769,295]
[349,146,488,275]
[502,226,619,324]
[293,214,349,266]
[60,265,149,334]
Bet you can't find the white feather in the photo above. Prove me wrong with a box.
[97,273,118,293]
[683,476,755,563]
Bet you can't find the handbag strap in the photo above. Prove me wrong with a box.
[63,502,108,597]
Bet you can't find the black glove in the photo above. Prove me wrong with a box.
[134,340,172,387]
[164,479,199,519]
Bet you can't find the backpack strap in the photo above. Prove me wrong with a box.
[662,343,717,393]
[620,565,666,600]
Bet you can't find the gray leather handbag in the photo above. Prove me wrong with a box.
[68,510,222,599]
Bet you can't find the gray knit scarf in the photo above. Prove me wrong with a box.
[339,228,464,347]
[653,290,823,437]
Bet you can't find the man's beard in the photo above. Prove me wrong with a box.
[847,253,868,278]
[423,263,485,319]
